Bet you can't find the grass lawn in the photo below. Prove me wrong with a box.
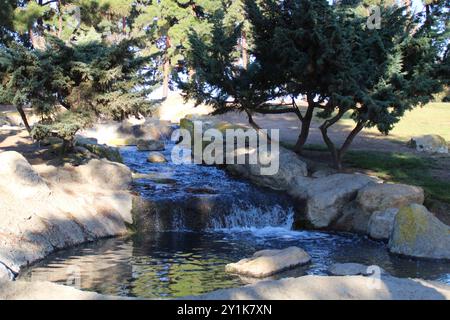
[335,102,450,143]
[343,150,450,204]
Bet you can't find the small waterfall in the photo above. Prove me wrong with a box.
[208,204,294,231]
[124,145,299,234]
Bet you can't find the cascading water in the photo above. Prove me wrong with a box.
[124,144,301,232]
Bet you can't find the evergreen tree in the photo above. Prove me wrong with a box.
[0,36,155,148]
[316,5,445,169]
[246,0,353,152]
[176,13,273,130]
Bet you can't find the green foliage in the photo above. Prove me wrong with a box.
[31,110,94,142]
[0,35,155,146]
[176,13,272,119]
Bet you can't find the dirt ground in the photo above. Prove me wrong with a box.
[216,110,413,153]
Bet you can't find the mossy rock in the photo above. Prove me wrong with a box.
[388,204,450,260]
[84,144,123,163]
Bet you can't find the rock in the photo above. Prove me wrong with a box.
[0,155,133,275]
[410,134,448,154]
[147,152,167,163]
[0,151,51,199]
[368,208,399,240]
[137,139,165,151]
[303,174,379,228]
[181,116,309,191]
[74,135,98,147]
[328,263,386,276]
[0,280,124,300]
[189,275,450,300]
[225,247,311,278]
[77,159,132,190]
[311,168,337,179]
[0,116,11,126]
[0,262,15,281]
[389,204,450,260]
[83,143,123,163]
[227,147,309,191]
[74,146,98,159]
[41,136,63,146]
[357,183,424,213]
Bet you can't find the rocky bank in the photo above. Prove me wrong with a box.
[0,151,133,278]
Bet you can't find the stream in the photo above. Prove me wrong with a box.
[21,145,450,298]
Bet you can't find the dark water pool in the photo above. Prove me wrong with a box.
[21,228,450,299]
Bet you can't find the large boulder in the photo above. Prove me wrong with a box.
[0,262,15,281]
[388,204,450,260]
[0,151,51,199]
[303,174,379,228]
[357,183,424,213]
[333,183,423,234]
[227,147,309,191]
[76,159,132,190]
[410,134,448,154]
[0,156,133,274]
[368,208,399,240]
[83,143,123,163]
[225,247,311,278]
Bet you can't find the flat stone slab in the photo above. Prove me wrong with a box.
[188,275,450,300]
[225,247,311,278]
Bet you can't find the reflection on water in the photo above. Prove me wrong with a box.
[21,230,450,299]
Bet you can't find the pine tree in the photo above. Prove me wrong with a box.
[247,0,352,153]
[176,12,273,130]
[0,35,155,148]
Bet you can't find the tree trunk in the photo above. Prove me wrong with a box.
[242,30,248,70]
[162,36,171,99]
[162,58,170,99]
[29,28,37,49]
[16,105,32,134]
[294,99,315,154]
[122,17,127,35]
[58,0,63,38]
[320,123,341,170]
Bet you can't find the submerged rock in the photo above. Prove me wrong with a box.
[225,247,311,278]
[368,208,399,240]
[137,139,165,151]
[328,263,386,276]
[388,204,450,260]
[147,152,167,163]
[409,134,448,154]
